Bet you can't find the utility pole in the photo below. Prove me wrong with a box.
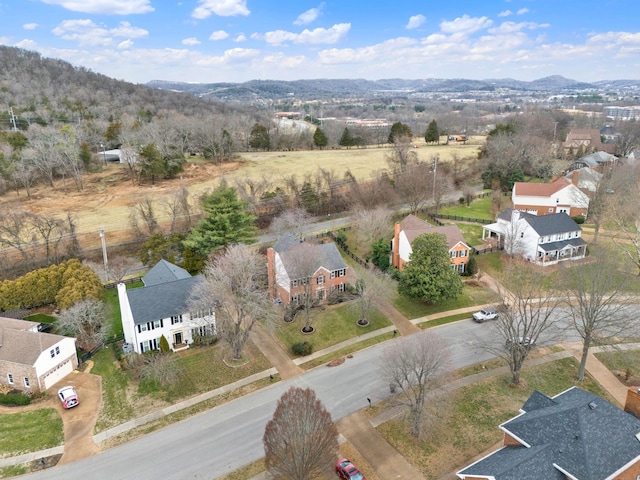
[99,226,109,281]
[432,155,438,203]
[8,107,18,132]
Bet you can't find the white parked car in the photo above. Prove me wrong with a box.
[58,386,79,409]
[472,308,498,323]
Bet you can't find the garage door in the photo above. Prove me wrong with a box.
[43,359,74,389]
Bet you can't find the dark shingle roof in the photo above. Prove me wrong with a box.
[521,212,582,236]
[272,234,346,275]
[458,387,640,480]
[142,259,192,286]
[127,275,203,325]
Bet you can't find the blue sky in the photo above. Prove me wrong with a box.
[1,0,639,84]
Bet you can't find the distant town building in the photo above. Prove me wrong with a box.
[604,105,640,121]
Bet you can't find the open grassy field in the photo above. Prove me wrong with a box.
[0,140,484,241]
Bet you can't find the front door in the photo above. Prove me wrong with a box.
[174,332,183,345]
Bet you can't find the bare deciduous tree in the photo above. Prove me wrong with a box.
[386,135,416,172]
[164,186,194,234]
[494,260,563,385]
[56,298,110,350]
[394,161,434,215]
[562,249,636,381]
[276,241,324,332]
[352,206,394,252]
[609,164,640,275]
[263,386,338,480]
[381,329,451,437]
[269,208,312,239]
[188,245,275,361]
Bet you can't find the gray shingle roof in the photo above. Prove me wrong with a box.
[142,259,192,286]
[521,212,582,236]
[458,387,640,480]
[127,275,203,325]
[273,234,346,275]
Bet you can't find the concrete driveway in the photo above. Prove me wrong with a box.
[50,367,102,465]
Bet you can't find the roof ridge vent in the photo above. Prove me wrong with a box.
[588,401,598,410]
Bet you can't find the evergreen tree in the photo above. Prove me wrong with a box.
[249,123,270,151]
[313,127,329,149]
[370,238,391,270]
[339,127,353,148]
[388,121,413,144]
[398,233,463,304]
[184,181,258,256]
[425,119,439,144]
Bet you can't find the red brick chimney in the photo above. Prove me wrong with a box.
[571,170,580,187]
[392,222,401,270]
[624,386,640,418]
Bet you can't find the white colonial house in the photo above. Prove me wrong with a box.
[482,209,587,266]
[118,260,216,354]
[511,177,590,218]
[0,317,78,392]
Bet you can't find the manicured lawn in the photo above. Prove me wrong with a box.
[447,222,485,247]
[275,303,392,358]
[438,194,493,220]
[0,409,63,456]
[595,348,640,377]
[23,313,56,325]
[393,283,499,319]
[377,357,609,479]
[93,339,271,432]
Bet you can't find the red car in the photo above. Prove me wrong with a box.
[336,458,366,480]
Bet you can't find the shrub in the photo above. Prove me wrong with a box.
[0,392,31,406]
[292,341,313,356]
[571,216,585,224]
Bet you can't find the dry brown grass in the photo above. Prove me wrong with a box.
[0,140,483,240]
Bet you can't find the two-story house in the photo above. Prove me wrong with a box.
[482,209,586,266]
[458,386,640,480]
[118,260,216,354]
[0,317,78,392]
[512,177,590,218]
[267,235,349,304]
[391,214,471,273]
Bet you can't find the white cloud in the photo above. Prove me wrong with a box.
[23,23,39,30]
[499,10,513,17]
[440,15,492,35]
[406,14,426,30]
[40,0,153,15]
[489,21,549,34]
[234,34,247,42]
[52,19,148,47]
[261,23,350,46]
[297,24,350,44]
[182,37,201,46]
[263,52,306,68]
[192,0,249,19]
[117,39,133,49]
[209,30,229,41]
[517,8,529,15]
[294,4,323,26]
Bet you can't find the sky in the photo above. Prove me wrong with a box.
[1,0,639,85]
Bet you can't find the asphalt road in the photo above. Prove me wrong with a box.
[24,319,508,480]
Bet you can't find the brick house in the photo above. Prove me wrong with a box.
[0,317,78,392]
[267,235,349,304]
[512,177,590,218]
[391,214,471,273]
[458,386,640,480]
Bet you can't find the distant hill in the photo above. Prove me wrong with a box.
[146,75,640,101]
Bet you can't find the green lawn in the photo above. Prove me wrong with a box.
[0,409,63,457]
[393,283,499,319]
[275,303,392,357]
[23,313,56,325]
[438,194,493,220]
[446,222,485,247]
[93,339,271,432]
[377,357,610,479]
